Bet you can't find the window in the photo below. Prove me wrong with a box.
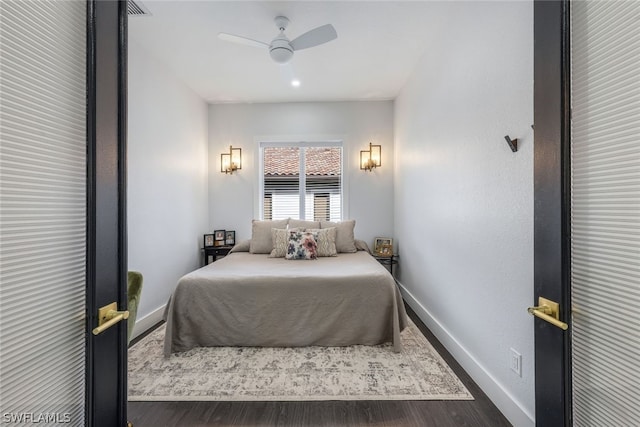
[261,142,342,221]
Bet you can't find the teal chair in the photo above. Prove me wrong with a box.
[127,271,143,344]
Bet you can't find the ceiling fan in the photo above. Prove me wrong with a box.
[218,16,338,64]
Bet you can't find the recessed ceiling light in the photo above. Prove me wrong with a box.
[291,79,301,87]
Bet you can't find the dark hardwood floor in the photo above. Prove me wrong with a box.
[128,305,512,427]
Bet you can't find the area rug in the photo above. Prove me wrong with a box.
[128,319,473,401]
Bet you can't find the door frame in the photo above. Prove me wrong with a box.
[533,0,572,425]
[79,0,577,425]
[85,0,128,425]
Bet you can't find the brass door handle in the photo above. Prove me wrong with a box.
[92,302,129,335]
[527,297,569,330]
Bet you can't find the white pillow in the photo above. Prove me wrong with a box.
[269,228,291,258]
[288,218,321,229]
[229,239,250,253]
[320,220,357,253]
[250,219,288,254]
[271,227,336,257]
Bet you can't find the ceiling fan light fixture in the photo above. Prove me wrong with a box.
[270,47,293,63]
[269,37,293,63]
[219,16,337,65]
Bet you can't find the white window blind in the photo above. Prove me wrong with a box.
[0,1,86,424]
[262,144,342,221]
[263,146,302,220]
[571,2,640,426]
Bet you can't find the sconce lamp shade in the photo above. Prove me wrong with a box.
[360,142,382,171]
[221,145,242,174]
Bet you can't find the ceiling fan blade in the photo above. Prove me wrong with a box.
[290,24,337,51]
[218,33,269,49]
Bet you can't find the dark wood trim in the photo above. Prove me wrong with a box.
[118,0,129,424]
[533,0,572,425]
[86,0,128,425]
[85,0,96,424]
[560,3,573,424]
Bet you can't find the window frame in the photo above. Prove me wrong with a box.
[259,140,345,221]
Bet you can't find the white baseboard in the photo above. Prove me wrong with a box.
[130,304,165,341]
[398,282,535,427]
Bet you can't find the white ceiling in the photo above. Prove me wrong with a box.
[128,1,455,104]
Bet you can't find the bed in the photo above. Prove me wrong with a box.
[163,249,408,356]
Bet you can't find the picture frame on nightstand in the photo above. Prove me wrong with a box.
[214,229,226,246]
[204,233,215,248]
[225,230,236,246]
[373,237,393,256]
[379,244,393,256]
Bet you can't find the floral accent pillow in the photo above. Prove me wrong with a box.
[285,230,318,260]
[303,227,337,257]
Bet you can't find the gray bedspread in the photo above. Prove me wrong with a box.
[163,251,408,356]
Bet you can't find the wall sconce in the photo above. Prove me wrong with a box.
[221,145,242,174]
[360,142,382,172]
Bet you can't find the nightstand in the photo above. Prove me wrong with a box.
[203,246,233,265]
[374,254,398,276]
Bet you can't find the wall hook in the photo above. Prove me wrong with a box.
[504,135,518,152]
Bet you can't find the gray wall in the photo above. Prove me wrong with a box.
[208,101,394,248]
[127,40,209,336]
[394,2,534,426]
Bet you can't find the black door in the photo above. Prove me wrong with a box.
[86,1,128,425]
[533,0,571,425]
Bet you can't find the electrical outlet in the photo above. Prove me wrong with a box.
[510,348,522,377]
